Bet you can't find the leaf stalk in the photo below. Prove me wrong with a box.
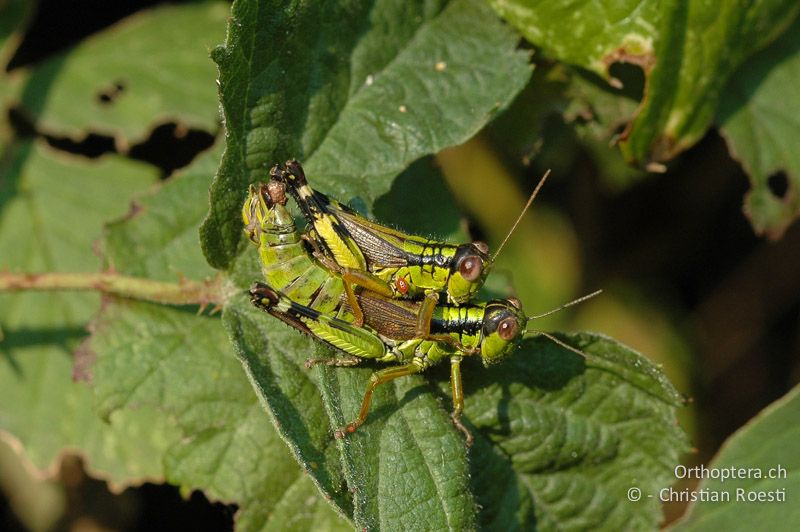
[0,271,228,308]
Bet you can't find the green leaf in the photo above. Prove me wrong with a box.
[90,300,350,531]
[372,157,465,241]
[91,144,349,529]
[201,0,532,269]
[466,334,687,530]
[718,15,800,239]
[673,384,800,530]
[103,143,223,281]
[0,141,159,275]
[0,141,163,482]
[486,0,800,167]
[20,1,227,144]
[223,295,354,516]
[225,293,474,529]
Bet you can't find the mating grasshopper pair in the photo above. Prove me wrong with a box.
[243,161,596,444]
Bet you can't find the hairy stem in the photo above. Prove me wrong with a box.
[0,272,229,308]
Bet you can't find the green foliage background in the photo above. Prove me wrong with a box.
[1,0,799,530]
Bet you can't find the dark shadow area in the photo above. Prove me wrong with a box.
[0,454,237,532]
[8,0,195,71]
[128,484,237,532]
[10,110,216,177]
[54,455,236,532]
[0,490,26,532]
[373,157,462,237]
[6,108,35,138]
[0,326,86,350]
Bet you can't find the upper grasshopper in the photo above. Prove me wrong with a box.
[270,160,548,338]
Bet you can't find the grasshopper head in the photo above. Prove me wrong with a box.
[479,297,526,366]
[447,241,491,304]
[242,178,289,244]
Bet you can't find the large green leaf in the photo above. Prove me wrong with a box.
[90,145,350,530]
[672,384,800,530]
[718,15,800,239]
[19,1,226,144]
[466,334,687,530]
[90,300,350,531]
[102,143,223,281]
[224,294,474,529]
[486,0,800,167]
[200,0,532,269]
[0,141,164,482]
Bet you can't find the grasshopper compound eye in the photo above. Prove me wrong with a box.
[458,255,484,282]
[497,317,519,341]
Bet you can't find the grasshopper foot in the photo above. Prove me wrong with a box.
[451,414,474,447]
[333,423,359,440]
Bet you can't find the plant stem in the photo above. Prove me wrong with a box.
[0,272,229,308]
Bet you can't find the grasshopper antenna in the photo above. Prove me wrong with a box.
[527,289,602,321]
[529,330,589,358]
[492,169,551,262]
[525,289,603,358]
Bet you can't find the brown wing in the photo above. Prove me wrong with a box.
[355,291,419,340]
[338,212,410,268]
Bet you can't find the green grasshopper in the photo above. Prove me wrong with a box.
[250,281,599,445]
[242,174,597,444]
[271,160,549,337]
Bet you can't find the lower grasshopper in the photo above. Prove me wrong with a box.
[271,160,549,337]
[250,281,598,445]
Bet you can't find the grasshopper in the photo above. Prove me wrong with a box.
[270,160,549,338]
[250,281,599,445]
[242,180,345,316]
[242,174,596,444]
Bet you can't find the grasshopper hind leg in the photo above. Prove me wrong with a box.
[335,361,423,439]
[449,356,473,446]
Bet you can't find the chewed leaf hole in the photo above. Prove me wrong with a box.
[607,61,645,101]
[129,123,215,177]
[767,172,789,199]
[96,80,127,105]
[47,132,116,158]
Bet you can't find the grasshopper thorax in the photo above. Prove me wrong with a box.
[447,241,491,304]
[479,297,526,366]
